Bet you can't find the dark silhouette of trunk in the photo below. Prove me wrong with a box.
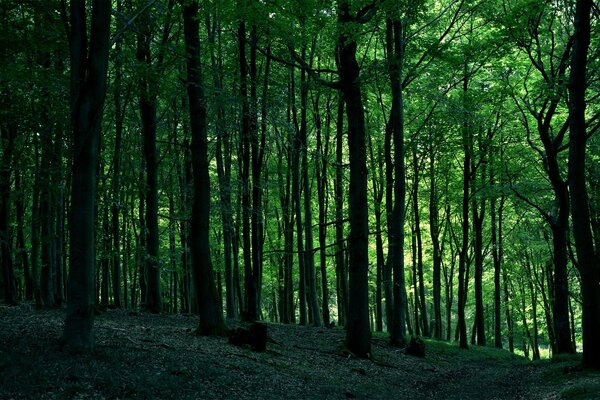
[457,63,470,349]
[208,12,235,319]
[100,201,110,306]
[386,17,407,347]
[249,23,264,322]
[63,0,111,351]
[567,0,600,370]
[278,145,293,323]
[412,144,429,337]
[15,170,32,300]
[0,125,17,305]
[298,45,320,327]
[503,267,514,353]
[238,16,257,322]
[411,227,420,336]
[472,156,486,346]
[334,97,348,327]
[110,0,125,308]
[290,61,307,325]
[182,0,227,335]
[429,142,442,339]
[316,94,331,327]
[490,170,505,348]
[337,1,372,357]
[136,5,171,313]
[368,125,385,332]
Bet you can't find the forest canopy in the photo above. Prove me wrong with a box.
[0,0,598,370]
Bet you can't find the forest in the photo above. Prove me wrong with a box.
[0,0,599,393]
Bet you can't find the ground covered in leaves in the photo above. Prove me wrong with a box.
[1,304,598,399]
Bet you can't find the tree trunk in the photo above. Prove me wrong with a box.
[338,2,371,357]
[412,144,429,336]
[0,126,17,305]
[386,17,407,347]
[136,14,162,314]
[429,142,442,339]
[110,0,124,308]
[63,0,111,351]
[457,62,470,349]
[567,0,600,370]
[182,0,227,335]
[491,178,505,348]
[316,94,331,327]
[334,97,348,328]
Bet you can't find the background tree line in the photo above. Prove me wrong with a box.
[0,0,598,369]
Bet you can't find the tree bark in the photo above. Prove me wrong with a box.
[567,0,600,370]
[63,0,111,351]
[338,2,371,357]
[386,17,407,347]
[182,0,227,335]
[0,126,17,305]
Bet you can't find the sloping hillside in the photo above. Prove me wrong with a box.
[0,305,597,399]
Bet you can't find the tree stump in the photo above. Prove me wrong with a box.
[228,322,267,352]
[405,336,425,357]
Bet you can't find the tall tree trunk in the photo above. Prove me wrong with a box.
[63,0,111,351]
[316,94,331,327]
[238,15,257,322]
[491,177,505,349]
[567,0,600,370]
[429,142,442,339]
[472,158,486,346]
[412,144,429,336]
[299,46,321,327]
[0,126,17,305]
[249,23,264,322]
[386,17,407,347]
[290,62,307,325]
[15,170,32,300]
[208,12,235,319]
[182,0,226,335]
[136,16,162,314]
[110,0,124,307]
[338,2,371,357]
[334,97,348,327]
[457,62,470,349]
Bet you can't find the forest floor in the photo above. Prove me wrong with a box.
[1,304,599,400]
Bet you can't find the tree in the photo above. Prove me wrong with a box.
[182,0,227,335]
[337,0,374,358]
[567,0,600,370]
[63,0,111,351]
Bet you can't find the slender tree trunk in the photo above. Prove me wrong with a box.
[503,268,514,353]
[63,0,111,351]
[299,47,321,327]
[472,164,486,346]
[334,97,348,327]
[457,63,470,349]
[290,62,307,325]
[110,0,124,307]
[136,16,162,314]
[208,13,235,319]
[412,144,429,336]
[0,126,17,305]
[429,143,442,339]
[316,94,331,327]
[387,17,407,347]
[491,183,505,349]
[15,170,32,300]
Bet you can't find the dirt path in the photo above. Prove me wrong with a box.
[0,305,591,399]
